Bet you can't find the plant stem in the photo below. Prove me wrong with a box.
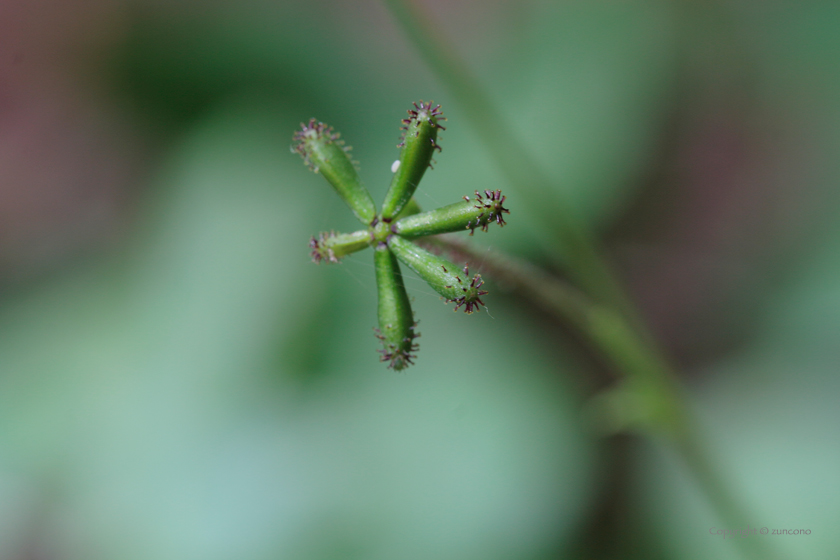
[421,237,674,397]
[424,237,778,560]
[385,3,781,558]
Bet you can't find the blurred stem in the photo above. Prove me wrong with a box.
[421,237,678,417]
[386,3,780,558]
[424,237,778,560]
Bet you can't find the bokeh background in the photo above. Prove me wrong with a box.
[1,1,839,558]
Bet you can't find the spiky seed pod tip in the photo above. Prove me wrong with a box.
[309,229,371,264]
[292,119,377,224]
[374,245,420,370]
[387,235,488,314]
[380,101,446,219]
[393,189,509,238]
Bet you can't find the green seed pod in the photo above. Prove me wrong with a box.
[388,235,488,313]
[309,229,371,263]
[380,101,446,219]
[373,244,419,370]
[393,189,509,238]
[292,119,377,224]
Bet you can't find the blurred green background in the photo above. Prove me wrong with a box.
[1,1,839,558]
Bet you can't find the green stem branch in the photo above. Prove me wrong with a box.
[386,3,781,558]
[423,238,775,560]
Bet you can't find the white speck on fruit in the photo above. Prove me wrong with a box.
[391,160,401,173]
